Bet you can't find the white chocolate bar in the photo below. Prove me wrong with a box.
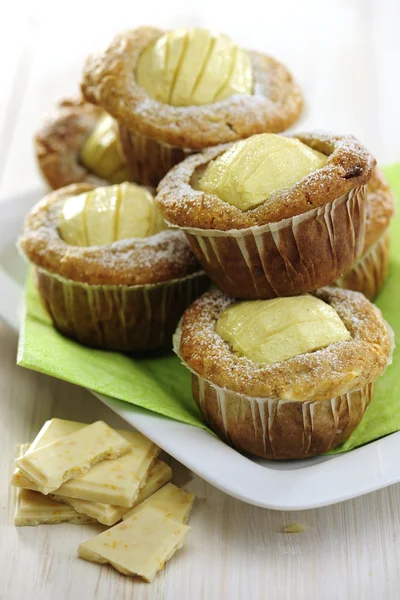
[50,495,129,527]
[51,459,172,526]
[129,460,173,508]
[12,419,85,488]
[78,506,189,582]
[51,431,158,506]
[14,489,97,526]
[15,421,132,495]
[13,445,95,526]
[12,419,159,506]
[123,483,194,523]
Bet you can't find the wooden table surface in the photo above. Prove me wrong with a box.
[1,2,400,598]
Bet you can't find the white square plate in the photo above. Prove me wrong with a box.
[2,190,400,510]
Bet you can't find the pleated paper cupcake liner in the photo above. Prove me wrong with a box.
[173,320,376,460]
[336,228,390,300]
[182,185,367,299]
[119,125,194,187]
[36,268,209,352]
[192,374,375,460]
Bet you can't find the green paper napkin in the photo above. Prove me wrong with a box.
[17,165,400,454]
[17,274,208,431]
[329,164,400,453]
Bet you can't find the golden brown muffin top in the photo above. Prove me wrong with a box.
[175,287,392,402]
[81,26,303,150]
[157,132,376,230]
[35,98,105,190]
[19,184,201,286]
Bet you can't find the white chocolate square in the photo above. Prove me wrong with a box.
[51,430,158,506]
[50,495,129,527]
[15,421,132,494]
[12,419,160,506]
[123,483,194,523]
[129,460,173,509]
[14,489,96,526]
[13,445,95,526]
[78,506,189,582]
[51,459,172,526]
[11,419,85,489]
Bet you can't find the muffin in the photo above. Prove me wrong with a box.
[336,168,395,299]
[174,287,392,459]
[157,132,376,299]
[35,98,134,189]
[19,182,209,351]
[81,26,303,187]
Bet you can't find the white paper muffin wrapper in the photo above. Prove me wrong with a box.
[36,268,209,352]
[191,375,374,459]
[336,228,390,300]
[181,185,367,299]
[119,125,194,187]
[172,321,376,460]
